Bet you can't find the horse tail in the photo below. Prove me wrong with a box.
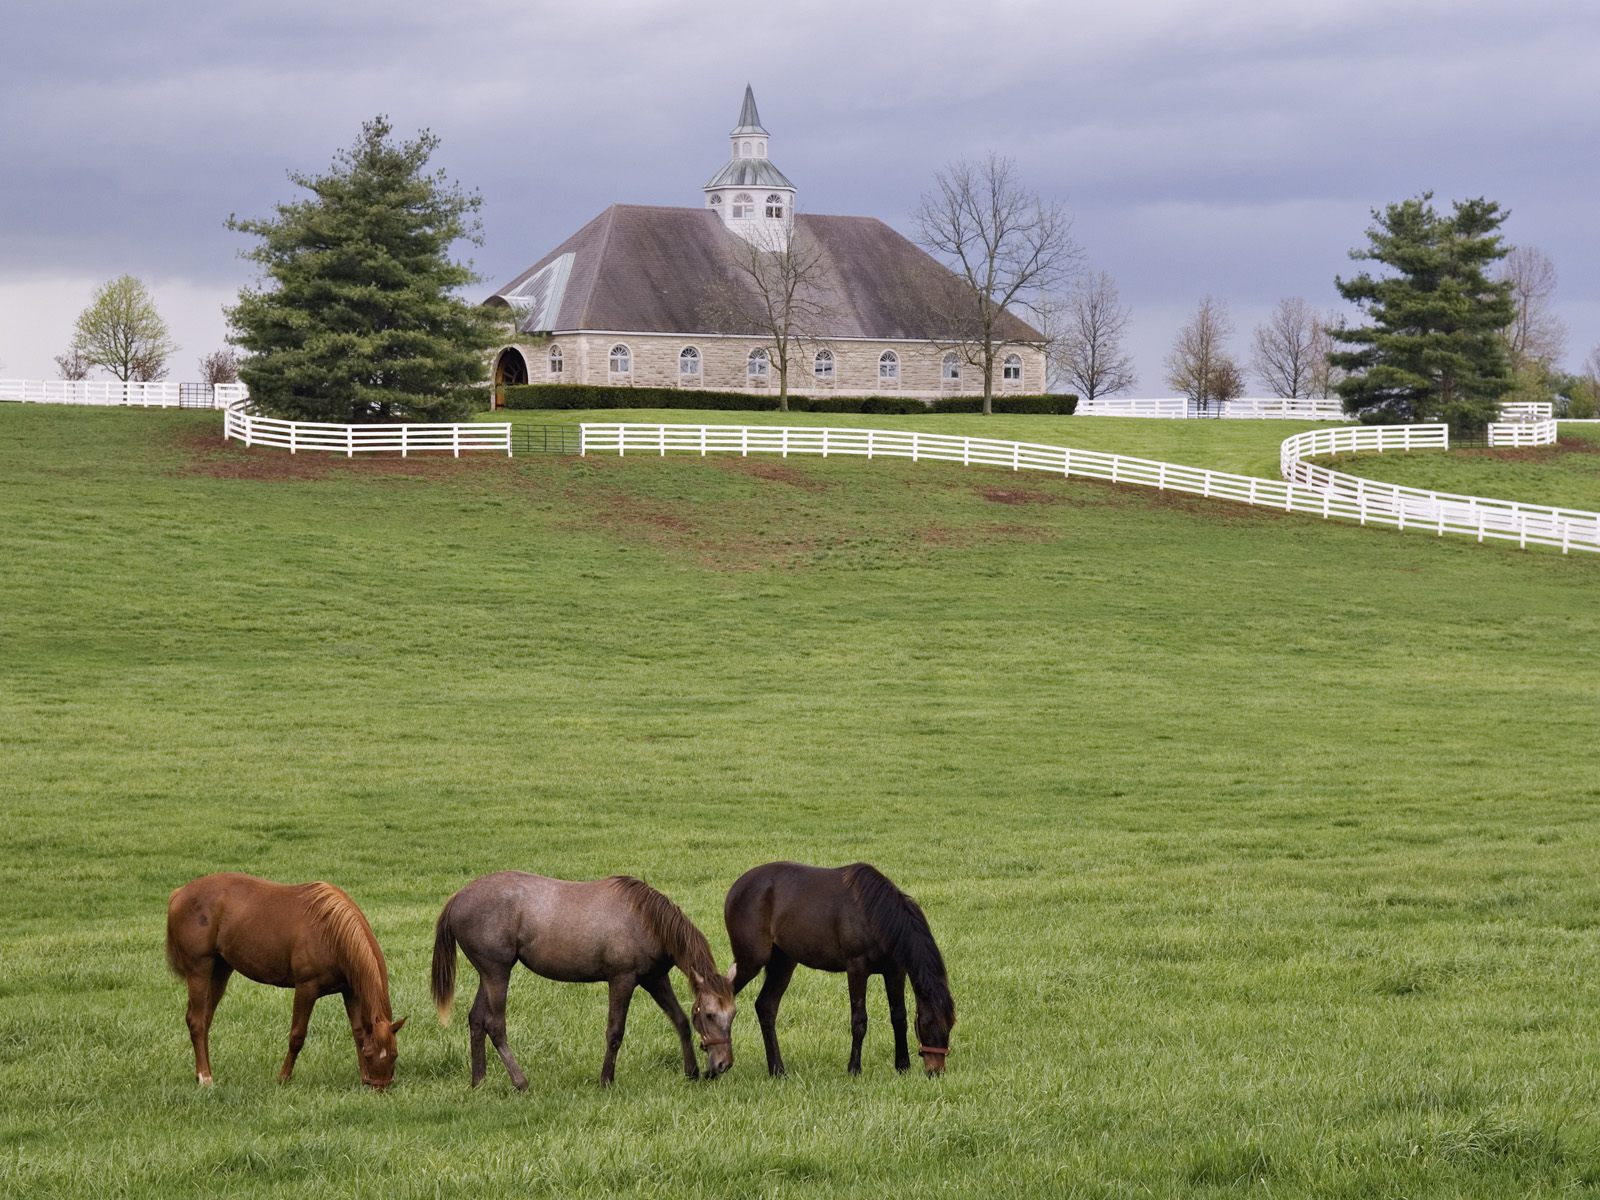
[843,864,955,1023]
[431,896,459,1026]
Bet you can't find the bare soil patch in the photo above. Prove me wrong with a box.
[977,485,1064,506]
[711,456,830,491]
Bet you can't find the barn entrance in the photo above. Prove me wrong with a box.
[492,347,529,409]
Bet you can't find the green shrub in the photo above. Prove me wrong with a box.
[498,383,1076,415]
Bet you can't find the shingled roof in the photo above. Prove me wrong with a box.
[487,204,1044,343]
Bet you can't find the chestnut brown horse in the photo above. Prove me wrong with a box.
[165,873,406,1088]
[431,871,736,1087]
[724,861,955,1076]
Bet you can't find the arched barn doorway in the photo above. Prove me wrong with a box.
[492,347,529,408]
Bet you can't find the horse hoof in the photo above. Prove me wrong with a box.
[197,1074,213,1087]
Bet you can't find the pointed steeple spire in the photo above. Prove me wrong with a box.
[731,84,767,135]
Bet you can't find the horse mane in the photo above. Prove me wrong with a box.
[606,877,733,999]
[305,883,391,1016]
[843,864,954,1022]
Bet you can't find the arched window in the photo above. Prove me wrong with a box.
[608,344,631,374]
[741,141,752,157]
[732,193,754,219]
[548,344,563,375]
[765,193,784,219]
[679,346,701,377]
[941,352,961,382]
[878,350,899,381]
[1003,353,1023,382]
[747,347,769,380]
[813,348,835,381]
[709,194,723,208]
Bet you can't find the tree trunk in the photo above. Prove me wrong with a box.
[778,362,789,413]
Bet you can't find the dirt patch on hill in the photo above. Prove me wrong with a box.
[977,485,1064,506]
[710,456,830,491]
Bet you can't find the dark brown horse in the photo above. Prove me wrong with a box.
[724,861,955,1076]
[165,873,406,1088]
[431,872,736,1087]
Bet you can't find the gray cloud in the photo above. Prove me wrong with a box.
[3,0,1596,382]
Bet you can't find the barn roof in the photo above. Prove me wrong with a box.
[487,204,1044,343]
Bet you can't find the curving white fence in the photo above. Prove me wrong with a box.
[581,422,1600,554]
[1487,418,1558,448]
[1498,402,1554,422]
[1,378,247,408]
[1280,424,1596,551]
[223,404,510,457]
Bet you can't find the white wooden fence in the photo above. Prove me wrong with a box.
[0,378,247,408]
[1498,402,1554,422]
[581,422,1600,554]
[1076,396,1350,420]
[223,405,511,456]
[1074,398,1190,418]
[1487,418,1558,448]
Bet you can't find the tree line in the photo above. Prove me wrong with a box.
[49,119,1599,425]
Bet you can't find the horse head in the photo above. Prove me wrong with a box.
[690,974,736,1078]
[914,1002,953,1076]
[356,1016,407,1089]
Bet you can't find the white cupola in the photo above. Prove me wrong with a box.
[703,84,796,249]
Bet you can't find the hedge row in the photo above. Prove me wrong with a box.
[497,383,1076,415]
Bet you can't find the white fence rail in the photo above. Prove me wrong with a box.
[1075,396,1350,420]
[0,378,246,408]
[1280,424,1598,552]
[1488,418,1558,448]
[1498,402,1554,422]
[581,422,1600,554]
[224,406,511,457]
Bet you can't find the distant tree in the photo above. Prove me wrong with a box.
[700,223,836,412]
[1330,193,1514,426]
[1250,297,1324,398]
[227,116,502,422]
[198,348,242,385]
[1307,312,1342,398]
[1165,297,1235,410]
[1208,358,1244,404]
[54,347,92,380]
[915,154,1078,413]
[1498,246,1567,371]
[1049,270,1136,401]
[70,275,177,382]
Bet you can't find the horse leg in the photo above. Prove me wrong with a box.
[846,967,869,1075]
[475,962,528,1091]
[754,951,796,1077]
[599,974,637,1087]
[280,984,319,1082]
[184,959,232,1086]
[641,971,697,1080]
[467,977,491,1088]
[885,967,911,1072]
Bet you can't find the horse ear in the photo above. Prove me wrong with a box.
[390,1017,407,1035]
[724,963,738,986]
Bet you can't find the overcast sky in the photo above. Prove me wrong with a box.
[2,0,1596,389]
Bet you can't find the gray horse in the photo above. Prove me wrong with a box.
[431,871,736,1087]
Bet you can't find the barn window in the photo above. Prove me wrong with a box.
[765,193,784,219]
[941,353,960,382]
[747,347,769,380]
[732,193,754,219]
[814,348,835,381]
[1003,353,1022,382]
[709,194,723,208]
[679,346,701,377]
[548,345,563,375]
[609,344,631,374]
[878,350,899,381]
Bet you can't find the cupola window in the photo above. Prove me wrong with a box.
[732,194,754,219]
[765,194,785,219]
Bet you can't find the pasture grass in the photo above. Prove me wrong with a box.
[1332,425,1600,511]
[2,405,1599,1198]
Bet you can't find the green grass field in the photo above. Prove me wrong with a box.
[1327,425,1600,512]
[3,405,1599,1198]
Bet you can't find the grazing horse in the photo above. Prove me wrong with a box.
[431,871,736,1087]
[724,861,955,1076]
[165,873,406,1088]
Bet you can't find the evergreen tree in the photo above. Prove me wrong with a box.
[1331,194,1515,427]
[227,117,502,422]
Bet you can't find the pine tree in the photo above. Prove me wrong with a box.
[227,117,502,422]
[1331,194,1514,427]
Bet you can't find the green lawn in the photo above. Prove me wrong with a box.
[3,405,1599,1198]
[1332,425,1600,512]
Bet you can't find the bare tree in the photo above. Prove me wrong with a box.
[1251,297,1326,398]
[1209,358,1244,403]
[199,348,242,385]
[54,347,93,380]
[70,275,177,382]
[1165,297,1236,410]
[915,154,1078,413]
[1048,271,1136,401]
[1307,312,1342,398]
[701,223,836,412]
[1499,246,1567,371]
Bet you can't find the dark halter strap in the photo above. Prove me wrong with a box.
[919,1045,949,1058]
[700,1037,731,1049]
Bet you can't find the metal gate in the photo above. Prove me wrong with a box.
[512,424,582,455]
[179,383,214,409]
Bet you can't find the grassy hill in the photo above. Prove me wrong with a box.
[3,405,1599,1198]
